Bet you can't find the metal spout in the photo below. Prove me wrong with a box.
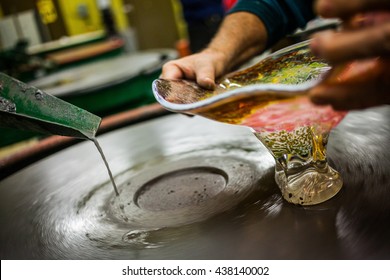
[0,72,101,139]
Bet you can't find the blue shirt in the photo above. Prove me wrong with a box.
[229,0,315,47]
[181,0,225,24]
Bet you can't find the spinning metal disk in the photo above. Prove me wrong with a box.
[1,107,390,259]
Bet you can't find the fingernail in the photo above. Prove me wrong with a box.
[202,77,216,90]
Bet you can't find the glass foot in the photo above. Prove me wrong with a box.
[275,163,343,205]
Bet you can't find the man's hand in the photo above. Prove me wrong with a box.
[310,58,390,110]
[160,49,228,90]
[309,0,390,110]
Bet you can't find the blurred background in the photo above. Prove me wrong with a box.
[0,0,193,154]
[0,0,189,87]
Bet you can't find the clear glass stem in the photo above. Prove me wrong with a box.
[255,127,343,205]
[274,160,343,205]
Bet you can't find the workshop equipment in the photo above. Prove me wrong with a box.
[0,72,101,139]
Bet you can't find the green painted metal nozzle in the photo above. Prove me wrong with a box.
[0,73,101,140]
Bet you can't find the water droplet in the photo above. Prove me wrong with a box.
[35,90,44,100]
[7,103,16,112]
[123,230,145,241]
[122,229,161,248]
[0,97,16,112]
[19,83,27,92]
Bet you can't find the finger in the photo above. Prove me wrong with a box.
[315,0,390,19]
[160,60,216,89]
[309,85,364,111]
[310,23,390,63]
[194,63,217,90]
[160,62,185,79]
[309,84,389,110]
[197,77,216,90]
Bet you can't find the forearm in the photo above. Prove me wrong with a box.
[204,11,268,73]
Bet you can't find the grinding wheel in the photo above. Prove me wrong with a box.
[1,106,389,259]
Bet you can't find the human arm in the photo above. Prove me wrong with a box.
[161,11,268,89]
[161,0,316,89]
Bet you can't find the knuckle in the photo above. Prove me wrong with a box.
[162,60,175,70]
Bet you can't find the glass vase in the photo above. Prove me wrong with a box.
[152,41,347,205]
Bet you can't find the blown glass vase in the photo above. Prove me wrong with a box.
[152,41,347,205]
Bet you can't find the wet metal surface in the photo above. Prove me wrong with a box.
[0,106,390,259]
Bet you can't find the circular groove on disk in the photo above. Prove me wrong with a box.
[135,167,228,211]
[107,156,258,228]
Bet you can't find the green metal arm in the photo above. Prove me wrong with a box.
[0,72,101,139]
